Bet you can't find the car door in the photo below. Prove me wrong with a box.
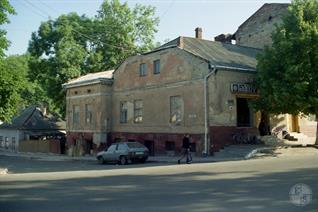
[113,143,126,160]
[104,144,117,161]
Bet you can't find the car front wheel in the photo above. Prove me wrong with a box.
[119,156,127,165]
[97,156,105,164]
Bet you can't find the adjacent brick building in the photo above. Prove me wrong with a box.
[232,3,317,144]
[63,71,113,156]
[234,3,289,49]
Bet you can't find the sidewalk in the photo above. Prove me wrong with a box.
[0,145,262,164]
[0,149,95,162]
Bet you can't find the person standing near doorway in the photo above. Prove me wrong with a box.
[178,134,192,164]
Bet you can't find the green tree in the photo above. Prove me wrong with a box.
[0,0,15,58]
[0,0,17,121]
[255,0,318,143]
[94,0,159,69]
[9,55,48,107]
[28,13,93,116]
[28,0,159,116]
[0,55,28,121]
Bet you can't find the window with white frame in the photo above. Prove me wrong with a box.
[85,104,92,124]
[134,100,143,123]
[153,59,160,74]
[170,96,183,124]
[120,101,128,123]
[139,63,147,76]
[73,105,80,125]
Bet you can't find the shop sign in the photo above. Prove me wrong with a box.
[230,83,257,94]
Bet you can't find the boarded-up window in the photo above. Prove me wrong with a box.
[139,63,147,76]
[73,105,80,125]
[134,100,143,123]
[120,101,128,123]
[85,104,92,124]
[170,96,183,124]
[153,59,160,74]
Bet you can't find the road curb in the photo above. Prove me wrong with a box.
[244,147,275,160]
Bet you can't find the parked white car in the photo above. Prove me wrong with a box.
[97,142,149,165]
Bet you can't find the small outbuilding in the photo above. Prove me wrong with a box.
[0,105,66,154]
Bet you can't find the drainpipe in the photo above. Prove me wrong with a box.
[204,63,217,156]
[203,64,254,156]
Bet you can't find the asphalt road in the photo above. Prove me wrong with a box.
[0,153,317,212]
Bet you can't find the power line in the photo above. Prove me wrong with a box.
[38,0,61,15]
[24,0,133,52]
[20,0,50,19]
[159,0,176,21]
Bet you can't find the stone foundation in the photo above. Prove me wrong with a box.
[210,126,259,152]
[66,132,108,156]
[66,128,261,157]
[110,132,204,156]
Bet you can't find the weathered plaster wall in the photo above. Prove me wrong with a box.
[66,83,112,133]
[0,129,22,150]
[112,48,208,134]
[208,70,257,126]
[298,115,317,138]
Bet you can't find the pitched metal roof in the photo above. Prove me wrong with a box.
[62,70,114,89]
[0,105,65,132]
[156,36,261,71]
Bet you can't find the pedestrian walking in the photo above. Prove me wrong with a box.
[178,134,192,164]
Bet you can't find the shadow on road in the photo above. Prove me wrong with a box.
[0,155,183,174]
[0,165,317,212]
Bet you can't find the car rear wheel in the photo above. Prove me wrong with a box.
[119,156,127,165]
[98,156,105,164]
[140,157,147,163]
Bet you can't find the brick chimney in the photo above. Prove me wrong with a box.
[214,33,233,43]
[177,36,184,49]
[195,27,202,39]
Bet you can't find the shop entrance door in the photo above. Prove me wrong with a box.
[237,98,253,127]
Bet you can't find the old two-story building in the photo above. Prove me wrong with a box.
[64,29,261,156]
[63,3,317,156]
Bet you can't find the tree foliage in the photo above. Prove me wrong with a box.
[255,0,318,118]
[0,0,15,58]
[28,0,159,116]
[0,0,17,121]
[0,55,29,122]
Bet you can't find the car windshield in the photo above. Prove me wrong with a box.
[127,142,144,148]
[106,145,116,152]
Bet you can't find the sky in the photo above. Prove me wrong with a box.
[3,0,291,56]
